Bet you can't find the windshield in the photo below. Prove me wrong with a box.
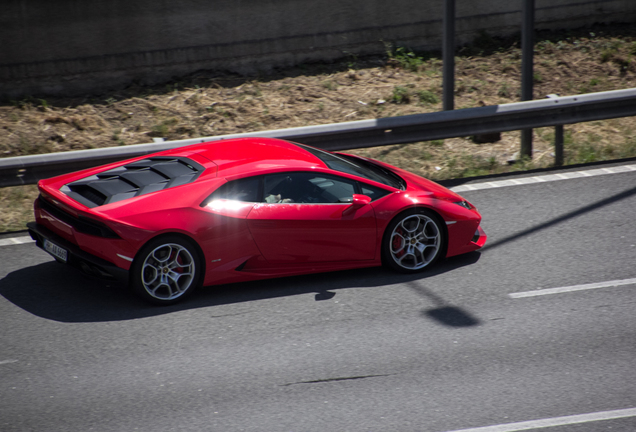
[294,143,406,190]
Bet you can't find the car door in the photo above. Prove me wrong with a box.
[198,176,263,269]
[246,172,377,263]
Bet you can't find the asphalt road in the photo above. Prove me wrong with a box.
[1,162,635,432]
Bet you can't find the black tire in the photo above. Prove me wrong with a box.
[382,208,446,273]
[130,235,202,305]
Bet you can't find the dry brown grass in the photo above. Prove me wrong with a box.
[0,185,38,232]
[2,24,636,232]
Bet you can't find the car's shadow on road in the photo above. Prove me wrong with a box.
[0,252,481,325]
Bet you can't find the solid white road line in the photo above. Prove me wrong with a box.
[0,236,34,247]
[444,407,636,432]
[451,163,636,193]
[2,165,635,247]
[509,278,636,298]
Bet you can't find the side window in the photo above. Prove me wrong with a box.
[360,183,391,201]
[202,177,260,206]
[263,173,357,204]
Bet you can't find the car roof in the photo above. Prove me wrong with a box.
[182,137,327,177]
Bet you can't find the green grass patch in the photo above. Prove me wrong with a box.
[390,86,411,104]
[417,90,439,105]
[387,47,427,72]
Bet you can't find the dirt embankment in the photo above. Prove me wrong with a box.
[1,24,636,231]
[2,24,635,162]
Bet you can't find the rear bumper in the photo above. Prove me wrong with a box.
[27,222,129,284]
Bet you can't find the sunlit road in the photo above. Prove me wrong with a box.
[1,162,635,431]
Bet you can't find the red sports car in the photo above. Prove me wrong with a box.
[28,137,486,305]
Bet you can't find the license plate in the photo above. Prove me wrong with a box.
[44,239,68,263]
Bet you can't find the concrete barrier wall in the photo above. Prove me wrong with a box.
[1,0,635,98]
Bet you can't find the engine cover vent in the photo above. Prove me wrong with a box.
[61,157,204,208]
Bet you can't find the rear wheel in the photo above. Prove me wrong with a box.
[382,209,445,273]
[130,235,202,305]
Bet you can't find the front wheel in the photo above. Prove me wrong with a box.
[382,209,445,273]
[130,235,202,305]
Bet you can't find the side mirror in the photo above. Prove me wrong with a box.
[351,194,371,208]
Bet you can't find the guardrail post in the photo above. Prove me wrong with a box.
[443,0,455,111]
[547,94,564,166]
[554,124,564,166]
[520,0,535,159]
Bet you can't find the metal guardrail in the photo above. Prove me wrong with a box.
[1,88,636,188]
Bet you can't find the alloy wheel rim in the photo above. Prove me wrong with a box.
[390,214,440,270]
[141,243,195,300]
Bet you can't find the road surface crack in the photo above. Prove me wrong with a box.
[281,373,394,386]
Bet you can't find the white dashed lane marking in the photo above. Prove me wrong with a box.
[0,236,34,247]
[443,407,636,432]
[450,163,636,193]
[509,278,636,298]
